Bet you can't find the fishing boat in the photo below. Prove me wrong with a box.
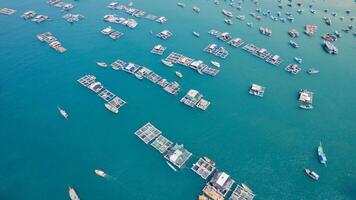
[210,61,221,68]
[294,57,303,64]
[307,68,319,74]
[305,169,319,180]
[57,106,68,119]
[193,6,200,13]
[161,59,173,67]
[318,142,327,165]
[104,103,118,114]
[222,9,233,18]
[166,161,177,172]
[323,40,338,54]
[193,31,200,38]
[299,104,313,110]
[97,62,107,68]
[175,71,183,78]
[68,187,80,200]
[95,169,108,178]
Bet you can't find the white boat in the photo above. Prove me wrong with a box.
[166,161,177,172]
[97,62,107,68]
[175,71,183,78]
[104,103,118,114]
[95,169,108,178]
[210,61,220,68]
[307,68,319,75]
[68,187,80,200]
[305,169,319,180]
[57,106,68,119]
[177,2,185,8]
[299,104,313,110]
[294,57,303,64]
[161,59,173,67]
[193,31,200,37]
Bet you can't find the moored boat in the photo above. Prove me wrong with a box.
[307,68,319,75]
[97,62,107,67]
[193,31,200,37]
[104,103,118,114]
[57,106,68,119]
[299,104,313,110]
[68,187,80,200]
[224,18,233,25]
[305,169,319,180]
[323,40,338,54]
[289,40,299,48]
[318,142,327,165]
[294,57,303,63]
[210,61,221,68]
[95,169,108,178]
[161,59,173,67]
[175,71,183,78]
[166,161,177,172]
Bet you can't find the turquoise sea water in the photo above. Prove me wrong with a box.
[1,0,356,199]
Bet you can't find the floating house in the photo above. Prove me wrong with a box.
[209,171,235,197]
[157,30,173,40]
[249,84,265,97]
[298,89,313,104]
[151,44,166,55]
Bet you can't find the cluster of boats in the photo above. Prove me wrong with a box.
[305,142,328,181]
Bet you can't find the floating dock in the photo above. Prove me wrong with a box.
[202,184,224,200]
[103,14,138,29]
[164,143,192,168]
[208,29,245,48]
[192,157,216,179]
[299,89,313,104]
[180,89,211,110]
[151,135,173,154]
[285,64,301,74]
[134,123,162,144]
[209,171,235,197]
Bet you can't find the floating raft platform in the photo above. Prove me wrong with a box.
[77,75,126,111]
[249,84,265,97]
[203,44,229,59]
[111,59,126,70]
[37,32,66,53]
[202,184,224,200]
[229,184,255,200]
[134,123,162,144]
[243,44,282,66]
[180,89,211,110]
[147,72,162,83]
[151,44,166,55]
[208,29,245,48]
[156,30,173,40]
[192,157,216,179]
[209,171,235,197]
[0,8,16,15]
[164,143,192,168]
[165,52,219,76]
[151,135,173,154]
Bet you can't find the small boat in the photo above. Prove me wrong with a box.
[224,19,233,25]
[193,6,200,13]
[211,61,221,68]
[166,161,177,172]
[299,104,313,110]
[294,57,303,64]
[57,106,68,119]
[161,59,173,67]
[135,73,143,80]
[307,68,319,75]
[289,40,299,48]
[97,62,107,68]
[104,103,118,114]
[175,71,183,78]
[95,169,108,178]
[177,2,185,8]
[318,142,327,165]
[305,169,319,180]
[193,31,200,38]
[68,187,80,200]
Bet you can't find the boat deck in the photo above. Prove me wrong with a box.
[192,157,216,179]
[134,122,162,144]
[151,135,173,154]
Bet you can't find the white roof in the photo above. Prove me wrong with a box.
[169,149,182,162]
[217,172,229,187]
[187,89,199,97]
